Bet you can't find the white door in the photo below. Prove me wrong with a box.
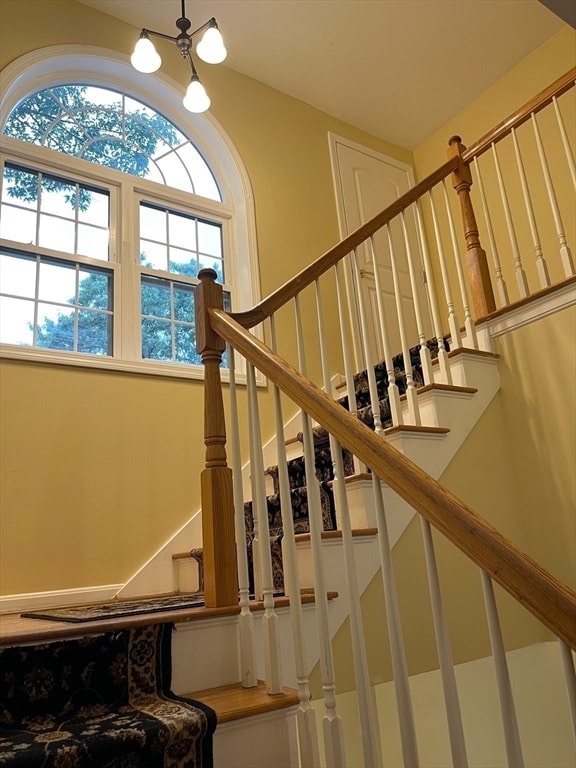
[329,134,430,367]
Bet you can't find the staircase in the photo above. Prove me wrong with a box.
[2,70,575,768]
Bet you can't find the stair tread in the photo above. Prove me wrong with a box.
[295,528,378,543]
[384,424,450,435]
[0,591,339,646]
[185,680,299,723]
[409,383,478,395]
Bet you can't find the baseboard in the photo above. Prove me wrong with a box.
[0,584,123,615]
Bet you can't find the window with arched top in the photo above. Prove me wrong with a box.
[0,49,259,377]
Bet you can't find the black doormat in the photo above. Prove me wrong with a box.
[21,594,205,623]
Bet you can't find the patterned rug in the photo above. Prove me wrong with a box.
[21,594,205,623]
[0,623,216,767]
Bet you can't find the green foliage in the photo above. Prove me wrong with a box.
[3,85,179,211]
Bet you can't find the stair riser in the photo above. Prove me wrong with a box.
[172,617,241,693]
[211,708,299,768]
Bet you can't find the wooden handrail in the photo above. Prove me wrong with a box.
[209,306,576,649]
[462,67,576,162]
[230,157,459,329]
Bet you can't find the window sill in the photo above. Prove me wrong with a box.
[0,344,261,385]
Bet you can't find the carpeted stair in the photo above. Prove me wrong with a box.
[0,623,217,768]
[190,338,449,595]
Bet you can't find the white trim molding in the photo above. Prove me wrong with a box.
[0,584,123,615]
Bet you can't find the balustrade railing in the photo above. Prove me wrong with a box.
[195,69,576,767]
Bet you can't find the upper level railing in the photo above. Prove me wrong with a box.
[195,70,576,767]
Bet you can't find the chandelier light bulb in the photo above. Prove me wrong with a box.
[131,36,162,73]
[183,78,211,113]
[196,26,227,64]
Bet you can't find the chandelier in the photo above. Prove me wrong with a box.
[131,0,227,113]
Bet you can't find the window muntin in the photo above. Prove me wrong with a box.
[0,249,113,354]
[1,163,111,261]
[139,202,224,283]
[3,85,221,201]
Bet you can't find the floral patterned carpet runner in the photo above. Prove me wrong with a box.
[0,623,216,767]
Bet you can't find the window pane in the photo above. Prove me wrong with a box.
[141,317,172,361]
[156,152,191,192]
[39,214,75,253]
[141,277,170,318]
[0,296,34,345]
[38,261,76,303]
[174,283,195,322]
[168,211,196,249]
[2,166,39,209]
[0,252,37,298]
[198,221,222,257]
[36,302,74,350]
[78,224,109,260]
[169,247,197,278]
[78,270,112,310]
[176,143,221,201]
[175,324,200,364]
[198,254,223,283]
[140,241,168,270]
[41,177,76,217]
[78,309,111,355]
[78,188,109,227]
[140,205,166,242]
[0,206,36,243]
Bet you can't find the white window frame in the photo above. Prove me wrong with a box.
[0,45,261,381]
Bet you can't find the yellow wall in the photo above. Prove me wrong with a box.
[413,27,576,315]
[0,0,412,594]
[413,27,576,178]
[312,306,575,695]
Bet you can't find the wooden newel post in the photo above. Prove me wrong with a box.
[448,135,496,319]
[196,268,238,607]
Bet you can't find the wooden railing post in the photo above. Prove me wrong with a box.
[196,268,238,607]
[448,135,496,319]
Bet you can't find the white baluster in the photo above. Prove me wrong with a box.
[316,279,383,768]
[365,238,403,427]
[428,189,463,348]
[480,571,524,767]
[558,639,576,741]
[413,201,452,384]
[471,157,509,307]
[531,111,575,277]
[228,347,257,689]
[553,95,576,191]
[441,179,478,348]
[420,518,468,766]
[335,261,366,475]
[269,315,321,768]
[247,361,283,695]
[295,295,347,768]
[491,142,529,298]
[373,477,420,767]
[385,224,421,425]
[511,127,550,289]
[350,251,388,433]
[400,209,434,383]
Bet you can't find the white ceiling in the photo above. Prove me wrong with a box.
[77,0,565,149]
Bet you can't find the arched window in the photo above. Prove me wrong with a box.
[0,47,258,377]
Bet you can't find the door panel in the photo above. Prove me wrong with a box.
[330,135,430,366]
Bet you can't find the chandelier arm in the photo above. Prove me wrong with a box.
[188,18,218,39]
[140,28,179,44]
[186,52,200,78]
